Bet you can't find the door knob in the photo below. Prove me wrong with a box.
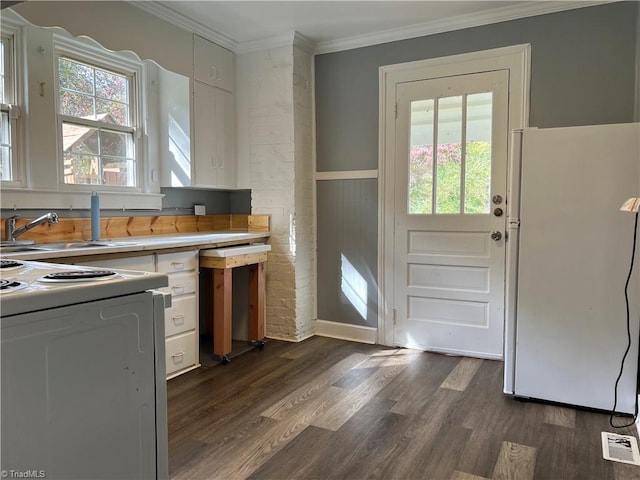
[494,207,503,217]
[491,231,502,241]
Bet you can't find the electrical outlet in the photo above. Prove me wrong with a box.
[194,205,206,216]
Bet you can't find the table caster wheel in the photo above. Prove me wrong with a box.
[220,355,230,365]
[250,340,266,349]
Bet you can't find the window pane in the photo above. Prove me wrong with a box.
[103,158,135,187]
[58,58,94,95]
[64,153,100,185]
[0,146,11,181]
[100,129,132,157]
[436,96,462,214]
[95,69,127,103]
[58,57,136,187]
[62,123,99,155]
[96,99,128,126]
[60,90,95,118]
[408,99,434,214]
[1,111,12,180]
[465,92,492,214]
[0,39,5,103]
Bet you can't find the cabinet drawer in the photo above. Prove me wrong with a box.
[165,294,196,337]
[157,251,198,273]
[77,255,155,272]
[165,331,197,376]
[159,271,197,296]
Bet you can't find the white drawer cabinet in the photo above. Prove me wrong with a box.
[157,250,199,379]
[165,332,198,376]
[79,250,200,379]
[165,294,197,337]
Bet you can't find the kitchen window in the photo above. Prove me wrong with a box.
[1,33,19,184]
[57,54,139,188]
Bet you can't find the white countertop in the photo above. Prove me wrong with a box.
[0,231,271,261]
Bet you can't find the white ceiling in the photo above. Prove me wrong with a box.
[133,0,610,53]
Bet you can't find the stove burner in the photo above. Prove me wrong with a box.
[0,279,28,291]
[0,260,25,269]
[39,270,118,282]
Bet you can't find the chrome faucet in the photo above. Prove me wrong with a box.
[5,212,59,242]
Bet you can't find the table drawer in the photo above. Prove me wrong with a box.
[157,250,198,273]
[165,294,196,337]
[165,331,197,376]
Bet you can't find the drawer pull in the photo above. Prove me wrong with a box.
[172,314,185,324]
[171,351,185,359]
[171,261,185,270]
[171,285,185,294]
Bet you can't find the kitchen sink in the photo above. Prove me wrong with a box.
[35,241,141,250]
[0,240,142,253]
[0,246,45,253]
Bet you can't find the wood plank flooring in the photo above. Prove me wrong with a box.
[168,336,640,480]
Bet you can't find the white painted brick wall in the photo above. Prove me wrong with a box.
[236,42,315,341]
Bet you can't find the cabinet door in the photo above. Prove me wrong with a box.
[193,35,234,92]
[193,81,236,188]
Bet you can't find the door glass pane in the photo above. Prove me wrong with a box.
[408,99,434,214]
[465,92,492,214]
[436,96,462,214]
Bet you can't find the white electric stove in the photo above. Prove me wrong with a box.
[0,258,170,479]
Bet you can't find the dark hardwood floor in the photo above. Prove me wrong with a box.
[168,336,640,480]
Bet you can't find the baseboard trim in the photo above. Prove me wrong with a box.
[314,319,377,344]
[266,332,315,343]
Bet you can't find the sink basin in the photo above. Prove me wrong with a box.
[36,241,141,250]
[0,241,143,253]
[0,246,45,253]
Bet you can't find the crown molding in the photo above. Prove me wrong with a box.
[314,1,616,54]
[128,0,615,56]
[126,0,238,52]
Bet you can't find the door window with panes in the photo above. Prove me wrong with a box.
[58,56,137,187]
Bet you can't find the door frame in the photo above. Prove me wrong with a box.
[378,44,531,348]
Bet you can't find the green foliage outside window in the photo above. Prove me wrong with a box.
[409,141,491,215]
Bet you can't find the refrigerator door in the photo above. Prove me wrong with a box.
[513,123,640,413]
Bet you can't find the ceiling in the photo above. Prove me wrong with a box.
[133,0,608,53]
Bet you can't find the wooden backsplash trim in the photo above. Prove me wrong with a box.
[0,214,270,242]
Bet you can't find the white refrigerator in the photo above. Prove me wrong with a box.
[504,122,640,414]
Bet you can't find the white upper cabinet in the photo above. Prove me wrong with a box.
[193,80,236,188]
[193,35,234,92]
[161,35,237,189]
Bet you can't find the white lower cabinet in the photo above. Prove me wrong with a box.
[77,250,200,379]
[165,331,198,376]
[156,250,199,379]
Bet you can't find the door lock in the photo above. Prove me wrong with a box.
[491,231,503,241]
[492,194,503,205]
[494,207,504,217]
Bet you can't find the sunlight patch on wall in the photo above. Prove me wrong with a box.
[341,254,367,320]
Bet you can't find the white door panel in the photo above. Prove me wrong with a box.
[392,70,509,358]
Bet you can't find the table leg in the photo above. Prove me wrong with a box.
[249,262,265,344]
[213,268,232,361]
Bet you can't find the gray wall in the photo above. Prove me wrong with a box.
[315,2,639,328]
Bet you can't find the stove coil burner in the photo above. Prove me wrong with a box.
[0,278,28,291]
[40,270,118,282]
[0,260,25,270]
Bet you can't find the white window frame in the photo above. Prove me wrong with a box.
[0,22,24,188]
[54,35,144,193]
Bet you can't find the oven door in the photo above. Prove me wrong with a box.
[1,291,160,479]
